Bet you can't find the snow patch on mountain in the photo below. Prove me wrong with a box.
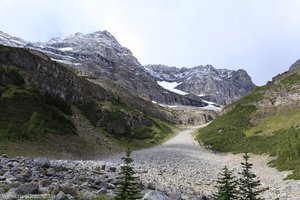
[157,81,188,95]
[59,47,73,51]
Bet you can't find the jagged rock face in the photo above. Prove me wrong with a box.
[289,59,300,71]
[272,60,300,84]
[0,31,206,107]
[145,64,256,105]
[0,47,110,103]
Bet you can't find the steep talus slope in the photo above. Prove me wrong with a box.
[0,45,177,157]
[0,31,206,107]
[196,60,300,179]
[145,64,256,105]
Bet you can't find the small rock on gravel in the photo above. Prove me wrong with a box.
[142,190,169,200]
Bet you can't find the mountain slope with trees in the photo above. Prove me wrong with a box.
[0,45,177,158]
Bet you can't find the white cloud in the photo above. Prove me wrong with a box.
[1,0,300,85]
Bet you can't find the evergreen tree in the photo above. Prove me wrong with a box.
[114,149,141,200]
[211,165,238,200]
[238,153,264,200]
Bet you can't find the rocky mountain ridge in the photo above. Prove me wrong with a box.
[145,64,256,105]
[0,31,207,107]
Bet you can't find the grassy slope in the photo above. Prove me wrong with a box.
[77,100,174,150]
[196,74,300,179]
[0,82,174,157]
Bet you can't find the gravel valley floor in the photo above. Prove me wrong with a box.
[1,126,300,199]
[95,125,300,199]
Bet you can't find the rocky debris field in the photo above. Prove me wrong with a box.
[1,127,300,199]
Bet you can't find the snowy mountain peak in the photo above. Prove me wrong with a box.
[145,64,255,105]
[0,31,27,47]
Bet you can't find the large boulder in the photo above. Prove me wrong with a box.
[34,158,50,168]
[16,182,39,195]
[81,191,97,200]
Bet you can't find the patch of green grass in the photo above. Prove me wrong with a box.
[246,108,300,136]
[77,99,174,149]
[197,101,300,179]
[101,118,174,150]
[110,118,174,150]
[282,73,300,85]
[197,104,256,152]
[131,125,154,139]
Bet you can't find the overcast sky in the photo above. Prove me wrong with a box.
[1,0,300,85]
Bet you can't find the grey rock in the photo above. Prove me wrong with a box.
[2,190,18,200]
[106,183,115,189]
[81,191,97,200]
[17,168,32,181]
[147,182,156,190]
[39,179,52,187]
[60,183,77,196]
[109,166,117,172]
[97,187,107,195]
[142,190,169,200]
[34,158,50,168]
[56,191,66,200]
[289,59,300,71]
[49,183,77,197]
[66,194,74,199]
[17,182,39,194]
[0,187,4,194]
[39,186,49,193]
[49,184,60,195]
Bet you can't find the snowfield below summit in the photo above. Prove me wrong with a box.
[157,81,188,95]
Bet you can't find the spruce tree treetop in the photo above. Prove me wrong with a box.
[211,165,238,200]
[114,149,141,200]
[238,153,264,200]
